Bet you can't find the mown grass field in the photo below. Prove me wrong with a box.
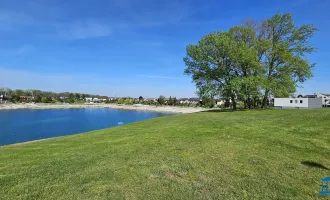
[0,109,329,199]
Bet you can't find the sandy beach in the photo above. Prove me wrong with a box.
[0,103,206,114]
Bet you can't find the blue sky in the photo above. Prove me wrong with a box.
[0,0,329,97]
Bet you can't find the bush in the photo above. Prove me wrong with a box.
[117,98,125,104]
[41,97,49,103]
[237,102,245,109]
[10,95,20,103]
[124,98,132,105]
[158,96,166,105]
[201,96,215,108]
[65,98,74,104]
[132,99,139,104]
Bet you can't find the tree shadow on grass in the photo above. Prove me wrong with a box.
[301,161,329,170]
[203,108,246,113]
[203,108,270,113]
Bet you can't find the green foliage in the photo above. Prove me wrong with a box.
[124,98,132,105]
[167,96,177,106]
[132,99,139,104]
[34,95,42,103]
[157,95,166,105]
[184,12,317,109]
[75,93,80,100]
[142,100,155,105]
[9,95,20,103]
[184,31,244,109]
[0,87,104,104]
[201,96,216,108]
[41,97,49,103]
[67,93,75,103]
[173,97,177,105]
[257,12,317,107]
[117,98,125,104]
[13,89,25,97]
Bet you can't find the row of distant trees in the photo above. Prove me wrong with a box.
[115,96,180,106]
[0,87,220,108]
[0,87,104,103]
[114,95,217,108]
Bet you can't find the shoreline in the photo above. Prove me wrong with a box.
[0,103,206,114]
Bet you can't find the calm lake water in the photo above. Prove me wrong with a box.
[0,108,173,146]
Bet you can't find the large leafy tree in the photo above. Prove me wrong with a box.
[228,26,263,108]
[184,31,238,109]
[158,95,166,105]
[184,30,260,109]
[139,96,143,102]
[184,12,317,109]
[75,93,81,100]
[256,13,317,107]
[67,93,75,103]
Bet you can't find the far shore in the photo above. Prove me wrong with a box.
[0,103,206,114]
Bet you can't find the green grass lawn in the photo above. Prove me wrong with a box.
[0,109,329,199]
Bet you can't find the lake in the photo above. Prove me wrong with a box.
[0,108,173,146]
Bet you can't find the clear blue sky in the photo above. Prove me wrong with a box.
[0,0,329,97]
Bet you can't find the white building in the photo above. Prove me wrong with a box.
[316,93,330,107]
[216,99,232,106]
[274,98,322,109]
[85,97,93,102]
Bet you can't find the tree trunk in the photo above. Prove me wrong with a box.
[231,96,237,110]
[244,100,247,109]
[261,90,269,108]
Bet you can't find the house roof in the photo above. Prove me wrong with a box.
[322,177,330,181]
[304,95,317,98]
[188,98,200,101]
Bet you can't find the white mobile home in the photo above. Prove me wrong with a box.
[274,98,322,109]
[316,93,330,107]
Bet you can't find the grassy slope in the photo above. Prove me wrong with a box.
[0,109,329,200]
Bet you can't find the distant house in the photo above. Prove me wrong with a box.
[189,98,201,103]
[19,96,34,102]
[85,97,93,102]
[178,98,200,104]
[85,97,107,103]
[92,98,101,103]
[216,98,232,105]
[179,98,188,104]
[144,98,157,102]
[274,97,322,109]
[85,97,105,103]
